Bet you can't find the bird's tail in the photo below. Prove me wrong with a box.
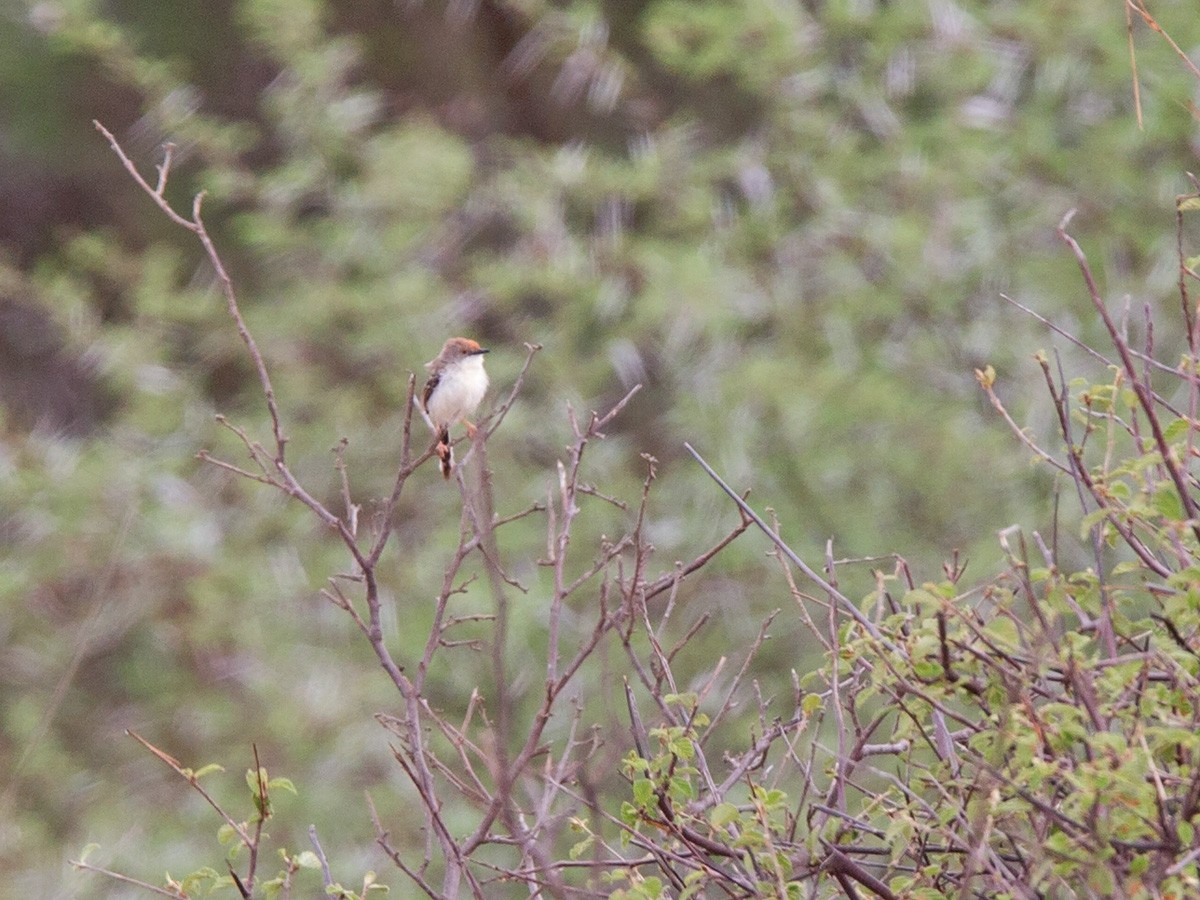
[437,425,452,479]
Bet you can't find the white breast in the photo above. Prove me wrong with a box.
[427,355,489,426]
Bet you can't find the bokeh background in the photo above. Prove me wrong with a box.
[2,0,1198,895]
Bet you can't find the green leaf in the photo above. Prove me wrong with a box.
[901,588,941,614]
[179,868,221,892]
[801,693,823,715]
[664,692,698,708]
[619,802,638,828]
[913,660,943,679]
[669,775,695,801]
[1164,417,1193,443]
[267,776,297,795]
[193,763,226,779]
[296,850,322,868]
[984,616,1019,647]
[710,802,739,828]
[1153,487,1185,522]
[1086,864,1115,895]
[569,833,595,860]
[1080,506,1111,539]
[1179,196,1200,211]
[763,789,788,807]
[632,778,655,808]
[622,752,650,777]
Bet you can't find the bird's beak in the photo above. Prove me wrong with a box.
[475,347,490,355]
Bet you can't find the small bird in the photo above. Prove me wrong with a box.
[422,337,490,479]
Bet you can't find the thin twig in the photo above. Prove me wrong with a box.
[684,443,897,652]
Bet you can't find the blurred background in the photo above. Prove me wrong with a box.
[1,0,1197,895]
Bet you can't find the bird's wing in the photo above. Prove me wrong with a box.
[422,371,440,412]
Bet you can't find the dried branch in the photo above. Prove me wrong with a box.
[684,442,897,651]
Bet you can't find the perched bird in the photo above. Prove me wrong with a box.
[422,337,490,479]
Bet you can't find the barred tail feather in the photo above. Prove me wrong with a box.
[437,425,452,479]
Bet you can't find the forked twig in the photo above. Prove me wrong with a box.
[683,442,896,651]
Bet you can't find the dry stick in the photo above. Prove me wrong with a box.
[703,611,778,742]
[390,747,486,898]
[415,506,479,693]
[1059,210,1200,545]
[367,376,436,569]
[334,438,358,538]
[95,122,289,460]
[976,375,1072,477]
[69,861,187,899]
[457,387,643,864]
[548,385,643,685]
[825,541,848,818]
[126,731,251,844]
[528,699,588,849]
[1000,293,1188,404]
[308,825,337,893]
[1127,0,1200,80]
[474,429,568,898]
[705,714,810,809]
[773,538,832,653]
[1180,194,1199,341]
[641,513,750,602]
[666,612,710,665]
[357,556,459,888]
[97,121,367,564]
[367,793,441,900]
[821,843,899,900]
[462,394,640,896]
[1125,0,1144,129]
[683,443,898,653]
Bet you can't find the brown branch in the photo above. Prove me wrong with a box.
[70,860,188,898]
[1127,1,1200,80]
[126,731,250,843]
[684,443,898,651]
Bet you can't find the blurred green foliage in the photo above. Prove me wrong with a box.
[0,0,1197,894]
